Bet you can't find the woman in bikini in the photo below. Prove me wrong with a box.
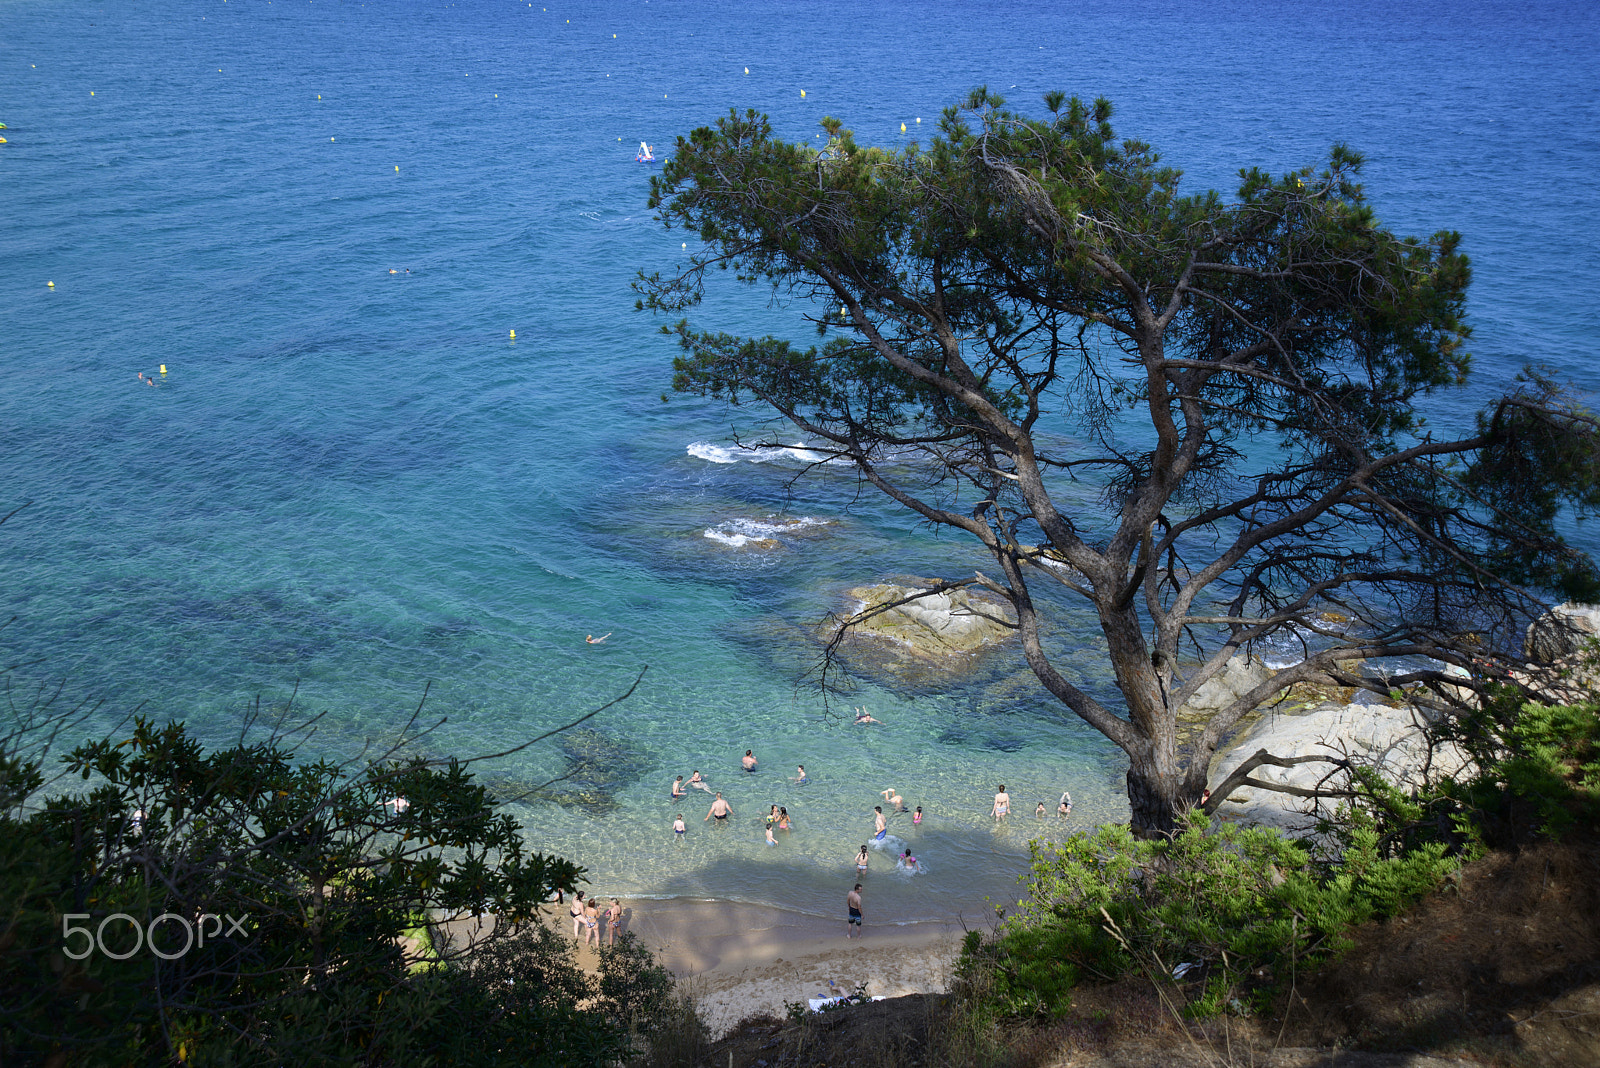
[583,896,601,948]
[606,898,623,946]
[777,807,791,830]
[570,890,587,940]
[991,784,1011,821]
[855,844,870,877]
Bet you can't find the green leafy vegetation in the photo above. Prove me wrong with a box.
[968,811,1456,1021]
[959,683,1600,1025]
[0,674,690,1066]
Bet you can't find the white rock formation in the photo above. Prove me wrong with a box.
[1181,655,1271,714]
[1208,698,1472,835]
[1524,603,1600,664]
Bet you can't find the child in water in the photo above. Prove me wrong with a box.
[673,814,686,837]
[900,849,919,872]
[913,806,923,825]
[778,806,791,830]
[765,826,778,846]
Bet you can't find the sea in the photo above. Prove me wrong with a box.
[3,0,1597,926]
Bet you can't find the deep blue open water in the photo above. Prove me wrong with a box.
[3,0,1597,922]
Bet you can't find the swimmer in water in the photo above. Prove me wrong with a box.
[1036,801,1046,817]
[873,806,887,840]
[855,844,870,876]
[854,708,878,724]
[765,825,777,846]
[585,632,611,644]
[671,775,686,799]
[778,806,791,830]
[991,784,1011,821]
[673,814,686,836]
[913,805,923,825]
[881,787,906,812]
[704,793,733,822]
[689,770,711,792]
[792,765,808,784]
[742,749,758,772]
[766,804,778,827]
[900,849,918,872]
[1058,791,1072,817]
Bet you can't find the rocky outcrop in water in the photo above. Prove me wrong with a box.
[826,579,1018,689]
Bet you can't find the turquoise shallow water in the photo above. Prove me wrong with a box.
[3,0,1598,922]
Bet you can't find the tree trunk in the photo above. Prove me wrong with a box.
[1125,755,1190,838]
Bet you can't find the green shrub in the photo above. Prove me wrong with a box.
[1436,690,1600,841]
[971,810,1458,1019]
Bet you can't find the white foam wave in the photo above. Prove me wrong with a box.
[702,514,834,549]
[686,440,846,465]
[869,833,907,854]
[702,528,774,549]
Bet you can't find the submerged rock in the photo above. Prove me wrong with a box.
[483,727,651,816]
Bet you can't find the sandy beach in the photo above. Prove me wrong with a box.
[619,898,968,1037]
[436,896,972,1038]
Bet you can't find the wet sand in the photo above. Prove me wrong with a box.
[434,896,973,1038]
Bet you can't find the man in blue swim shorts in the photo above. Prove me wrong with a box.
[846,884,864,938]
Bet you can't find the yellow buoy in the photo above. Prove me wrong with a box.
[47,281,54,288]
[901,122,906,133]
[90,91,94,96]
[160,365,167,375]
[744,67,749,74]
[800,89,806,98]
[331,137,335,141]
[395,165,399,171]
[509,329,516,339]
[318,94,322,99]
[613,33,616,38]
[916,117,921,123]
[681,242,686,249]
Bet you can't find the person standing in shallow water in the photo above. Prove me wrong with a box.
[855,844,870,877]
[846,884,864,938]
[705,793,733,822]
[991,784,1011,820]
[743,749,758,772]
